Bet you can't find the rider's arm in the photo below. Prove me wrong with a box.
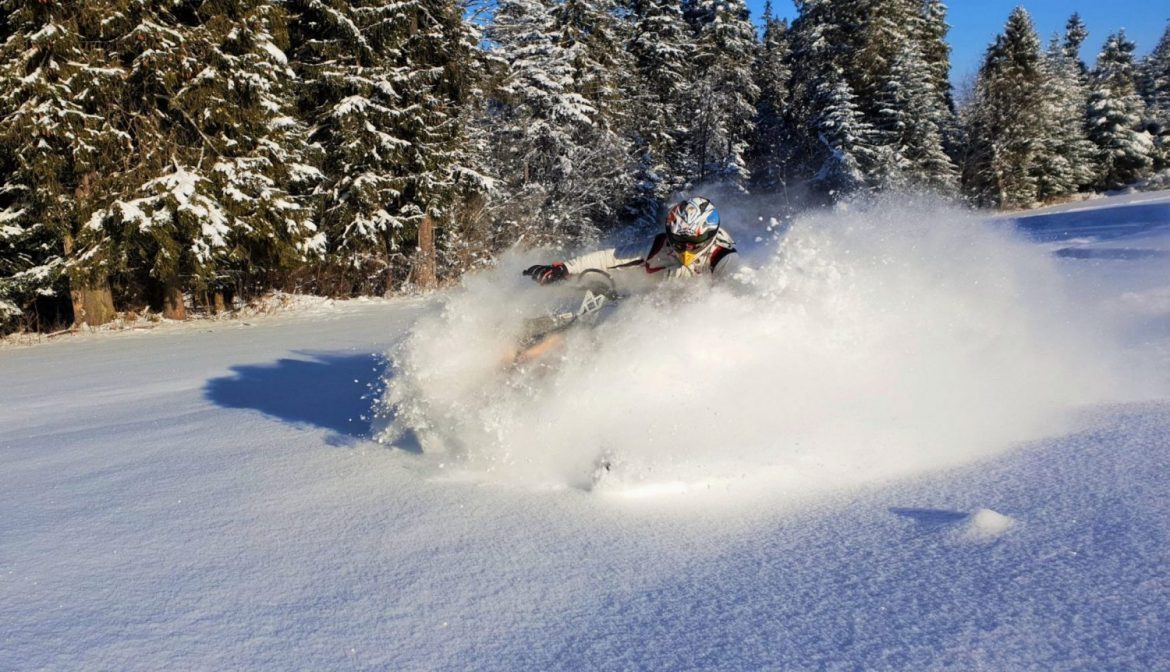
[562,241,649,276]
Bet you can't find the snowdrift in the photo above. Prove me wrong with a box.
[375,198,1140,499]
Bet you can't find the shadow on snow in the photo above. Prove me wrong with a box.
[204,351,387,443]
[1011,202,1170,245]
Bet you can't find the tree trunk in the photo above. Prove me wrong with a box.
[415,213,437,290]
[63,230,116,328]
[162,281,186,320]
[70,284,116,328]
[213,291,226,314]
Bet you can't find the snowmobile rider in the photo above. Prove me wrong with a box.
[522,196,739,287]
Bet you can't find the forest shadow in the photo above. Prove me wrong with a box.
[204,351,387,442]
[1051,247,1170,260]
[1012,202,1170,244]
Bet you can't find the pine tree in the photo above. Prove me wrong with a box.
[75,2,324,316]
[1140,23,1170,113]
[378,0,491,288]
[683,0,760,188]
[748,4,793,193]
[1063,13,1089,73]
[783,0,960,198]
[850,0,918,116]
[485,0,632,244]
[626,0,693,212]
[918,0,962,167]
[920,0,954,114]
[0,0,126,329]
[171,1,323,301]
[287,0,429,293]
[427,2,497,280]
[874,41,957,193]
[1087,31,1155,190]
[812,67,875,195]
[1139,22,1170,169]
[841,0,956,192]
[785,0,878,198]
[550,0,634,203]
[780,0,838,188]
[962,8,1048,207]
[1033,37,1097,198]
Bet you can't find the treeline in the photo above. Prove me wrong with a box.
[1,1,1168,333]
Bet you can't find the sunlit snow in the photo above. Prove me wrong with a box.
[2,192,1169,670]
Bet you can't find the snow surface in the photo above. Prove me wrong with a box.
[3,194,1170,670]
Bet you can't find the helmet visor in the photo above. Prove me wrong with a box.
[668,229,716,253]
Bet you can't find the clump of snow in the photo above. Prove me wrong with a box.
[0,298,20,319]
[377,197,1142,499]
[958,508,1017,542]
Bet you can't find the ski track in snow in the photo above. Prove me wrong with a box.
[2,192,1170,670]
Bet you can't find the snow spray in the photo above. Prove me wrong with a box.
[376,196,1142,499]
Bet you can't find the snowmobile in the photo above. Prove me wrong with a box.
[512,269,620,366]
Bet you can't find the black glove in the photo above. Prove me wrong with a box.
[523,263,569,285]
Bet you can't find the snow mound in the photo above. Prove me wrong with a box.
[376,198,1138,501]
[958,508,1017,542]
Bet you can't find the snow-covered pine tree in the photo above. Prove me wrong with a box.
[811,66,875,196]
[747,3,793,194]
[483,0,558,240]
[551,0,634,200]
[961,8,1048,208]
[485,0,632,245]
[1139,22,1170,169]
[378,0,491,288]
[103,6,217,317]
[290,0,488,293]
[287,0,418,294]
[626,0,694,214]
[80,1,321,317]
[1063,13,1089,74]
[785,0,874,198]
[920,0,955,114]
[857,0,958,193]
[1140,23,1170,113]
[0,0,126,329]
[1033,37,1098,199]
[874,41,958,193]
[850,0,917,115]
[785,0,958,198]
[918,0,963,166]
[412,6,499,279]
[846,0,909,186]
[1087,31,1155,190]
[170,1,323,303]
[680,0,711,35]
[682,0,760,188]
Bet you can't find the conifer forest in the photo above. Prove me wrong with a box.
[2,1,1169,333]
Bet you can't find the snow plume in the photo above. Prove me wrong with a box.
[377,197,1143,501]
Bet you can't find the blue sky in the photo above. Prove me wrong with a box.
[751,1,1170,84]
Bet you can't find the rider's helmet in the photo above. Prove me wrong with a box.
[665,197,720,266]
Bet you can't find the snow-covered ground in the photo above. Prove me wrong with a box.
[3,194,1170,670]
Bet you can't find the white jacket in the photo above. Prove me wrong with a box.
[562,229,740,288]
